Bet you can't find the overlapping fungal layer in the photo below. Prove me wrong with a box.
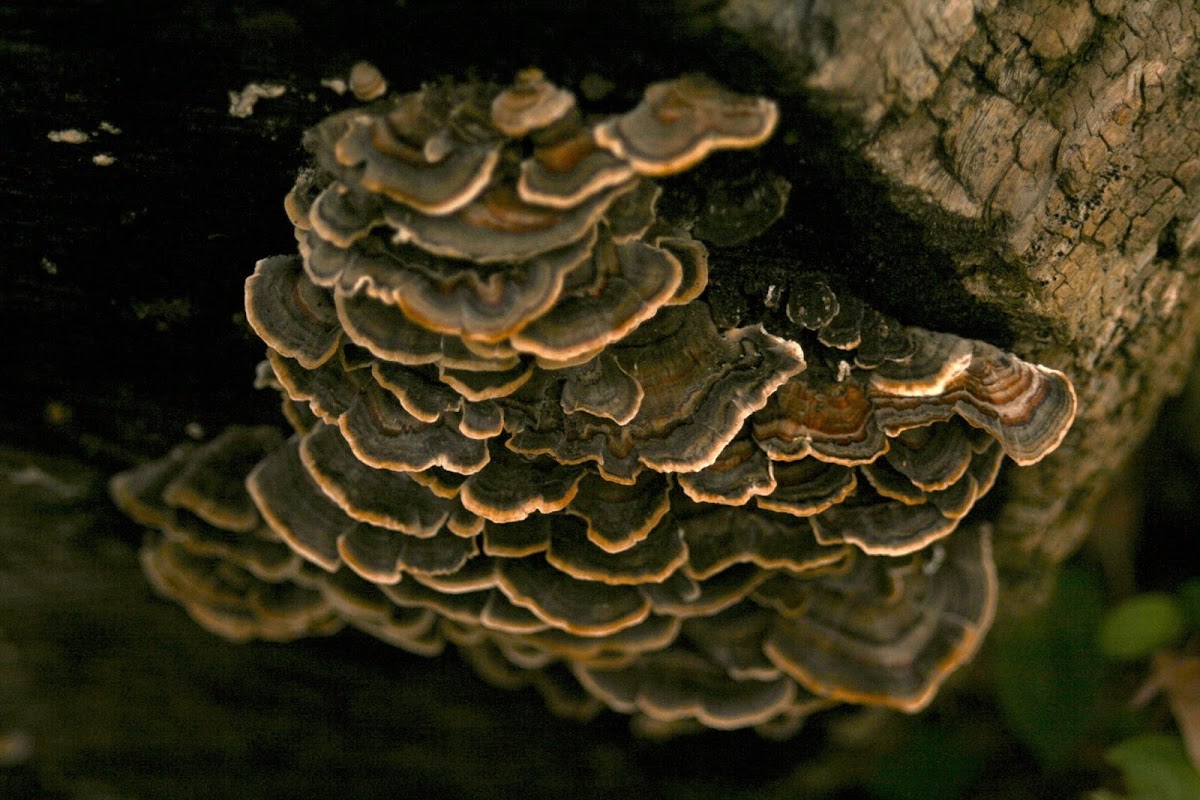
[113,70,1077,735]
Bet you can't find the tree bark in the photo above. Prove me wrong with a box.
[4,1,1199,796]
[722,0,1200,599]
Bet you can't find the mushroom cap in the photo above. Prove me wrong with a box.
[758,459,858,518]
[385,180,636,264]
[676,435,776,506]
[508,235,684,363]
[870,333,1078,465]
[297,421,456,536]
[283,168,321,232]
[575,649,798,730]
[557,351,645,425]
[656,234,710,306]
[371,360,471,423]
[508,303,806,483]
[816,294,866,350]
[497,556,652,636]
[337,519,479,583]
[490,68,576,138]
[458,447,586,523]
[678,503,848,581]
[309,226,597,344]
[807,429,1006,556]
[763,524,997,712]
[518,127,635,209]
[327,91,503,216]
[348,61,388,102]
[141,539,342,642]
[752,369,888,466]
[566,471,671,553]
[305,182,385,248]
[247,433,352,571]
[546,513,688,586]
[160,426,286,533]
[786,273,839,330]
[245,255,341,369]
[112,427,343,642]
[338,382,491,475]
[439,359,534,402]
[267,347,371,425]
[594,74,779,176]
[335,288,520,370]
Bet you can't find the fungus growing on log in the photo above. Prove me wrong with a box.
[111,68,1077,735]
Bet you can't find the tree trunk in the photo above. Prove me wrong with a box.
[4,1,1198,797]
[722,0,1200,598]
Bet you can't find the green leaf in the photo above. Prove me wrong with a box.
[1099,593,1185,661]
[864,724,984,800]
[993,565,1107,768]
[1104,734,1200,800]
[1177,578,1200,631]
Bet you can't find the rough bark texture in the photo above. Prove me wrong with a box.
[4,1,1200,797]
[723,0,1200,599]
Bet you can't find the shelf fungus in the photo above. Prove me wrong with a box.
[111,68,1077,736]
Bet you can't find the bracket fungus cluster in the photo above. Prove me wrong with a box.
[112,67,1077,736]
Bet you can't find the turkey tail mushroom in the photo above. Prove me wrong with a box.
[110,66,1077,735]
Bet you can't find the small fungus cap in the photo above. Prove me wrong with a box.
[491,68,577,137]
[349,61,388,101]
[594,74,779,176]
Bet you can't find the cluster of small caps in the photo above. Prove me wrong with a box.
[111,68,1078,736]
